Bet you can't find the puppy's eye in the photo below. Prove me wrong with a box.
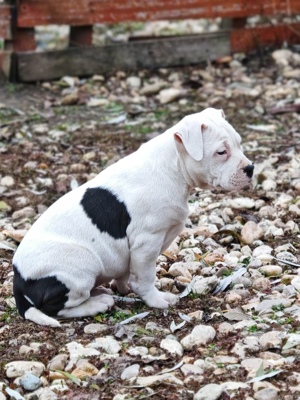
[217,150,227,155]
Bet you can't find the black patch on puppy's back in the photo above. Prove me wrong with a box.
[80,187,131,239]
[13,265,69,318]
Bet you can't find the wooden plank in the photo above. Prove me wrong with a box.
[16,0,300,27]
[16,31,230,82]
[0,4,13,39]
[231,22,300,53]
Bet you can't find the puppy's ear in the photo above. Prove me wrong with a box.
[174,117,207,161]
[220,109,226,119]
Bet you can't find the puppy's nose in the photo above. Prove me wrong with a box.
[243,164,254,178]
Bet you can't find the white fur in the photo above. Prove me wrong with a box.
[13,108,253,326]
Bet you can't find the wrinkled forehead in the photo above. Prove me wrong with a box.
[204,116,242,147]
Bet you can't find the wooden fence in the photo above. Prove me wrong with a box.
[0,0,300,81]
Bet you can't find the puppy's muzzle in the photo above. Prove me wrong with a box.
[243,164,254,178]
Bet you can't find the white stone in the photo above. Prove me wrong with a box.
[133,373,183,387]
[26,387,58,400]
[127,346,148,356]
[159,277,175,291]
[256,298,291,314]
[5,361,45,378]
[256,254,274,264]
[259,331,285,350]
[65,341,100,370]
[12,206,36,220]
[181,325,216,350]
[140,81,167,95]
[50,379,69,393]
[84,323,109,334]
[1,176,15,187]
[194,359,215,371]
[168,263,192,278]
[213,356,238,364]
[188,310,203,321]
[113,395,128,400]
[283,68,300,79]
[229,198,255,209]
[223,254,239,267]
[252,277,271,293]
[282,333,300,350]
[274,193,293,207]
[159,87,182,104]
[121,364,140,380]
[47,354,68,371]
[241,358,270,374]
[48,129,66,139]
[259,265,282,276]
[276,251,298,264]
[160,338,184,356]
[61,76,77,86]
[292,276,300,292]
[225,292,242,304]
[289,204,300,216]
[244,336,260,352]
[87,97,109,107]
[253,388,278,400]
[231,342,246,358]
[262,179,277,191]
[181,363,203,376]
[197,224,219,236]
[194,383,223,400]
[258,206,276,218]
[218,322,235,335]
[126,76,141,89]
[220,381,250,391]
[241,221,264,245]
[87,336,121,354]
[177,248,199,262]
[272,49,293,66]
[252,245,273,257]
[193,276,218,295]
[33,124,48,134]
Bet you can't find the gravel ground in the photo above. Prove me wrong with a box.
[0,47,300,400]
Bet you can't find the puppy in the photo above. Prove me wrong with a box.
[13,108,254,327]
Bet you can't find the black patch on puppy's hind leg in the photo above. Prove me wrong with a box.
[13,265,69,318]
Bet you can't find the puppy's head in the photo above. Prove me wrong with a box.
[174,108,253,191]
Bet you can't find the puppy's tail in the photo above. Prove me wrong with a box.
[25,307,61,327]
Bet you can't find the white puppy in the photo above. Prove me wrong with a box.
[13,108,254,327]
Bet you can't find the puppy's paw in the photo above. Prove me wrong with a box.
[143,290,178,309]
[98,294,114,308]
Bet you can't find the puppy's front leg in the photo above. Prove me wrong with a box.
[128,244,178,309]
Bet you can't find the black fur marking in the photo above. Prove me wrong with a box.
[13,265,69,318]
[80,187,131,239]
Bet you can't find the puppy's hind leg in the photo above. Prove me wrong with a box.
[58,294,114,319]
[111,271,130,295]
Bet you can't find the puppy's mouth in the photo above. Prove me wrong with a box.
[218,178,253,192]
